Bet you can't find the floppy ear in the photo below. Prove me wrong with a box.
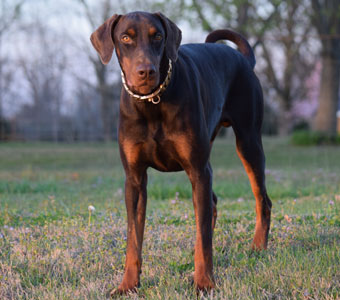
[90,14,121,65]
[154,12,182,62]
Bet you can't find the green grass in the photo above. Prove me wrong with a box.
[0,138,339,299]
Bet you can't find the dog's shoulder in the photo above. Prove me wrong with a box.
[177,43,250,76]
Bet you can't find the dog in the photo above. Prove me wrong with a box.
[90,11,272,294]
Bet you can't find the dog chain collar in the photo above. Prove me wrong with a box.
[121,59,172,105]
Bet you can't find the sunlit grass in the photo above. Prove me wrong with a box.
[0,138,339,299]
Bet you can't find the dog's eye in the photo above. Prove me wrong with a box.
[121,35,131,43]
[154,33,163,41]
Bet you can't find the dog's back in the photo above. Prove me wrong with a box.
[174,42,261,138]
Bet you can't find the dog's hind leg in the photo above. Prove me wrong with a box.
[207,162,218,233]
[212,191,218,232]
[233,129,272,250]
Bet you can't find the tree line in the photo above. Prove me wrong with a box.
[0,0,339,141]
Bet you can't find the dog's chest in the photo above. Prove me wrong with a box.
[143,124,185,172]
[121,121,186,172]
[120,103,194,172]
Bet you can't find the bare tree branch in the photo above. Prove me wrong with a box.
[0,0,25,36]
[191,0,213,31]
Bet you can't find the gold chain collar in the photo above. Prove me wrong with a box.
[121,59,172,105]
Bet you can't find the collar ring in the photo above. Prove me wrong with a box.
[151,95,161,104]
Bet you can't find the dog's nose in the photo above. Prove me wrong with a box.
[136,64,156,79]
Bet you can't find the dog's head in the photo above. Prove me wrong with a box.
[90,11,181,95]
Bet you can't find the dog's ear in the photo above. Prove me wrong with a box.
[90,14,121,65]
[155,12,182,62]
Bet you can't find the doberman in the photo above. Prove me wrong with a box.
[90,11,272,294]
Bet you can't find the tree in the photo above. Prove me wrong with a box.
[259,0,315,134]
[0,0,25,140]
[311,0,340,135]
[16,22,68,141]
[75,0,120,141]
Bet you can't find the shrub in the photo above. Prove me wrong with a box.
[291,130,320,146]
[291,130,340,146]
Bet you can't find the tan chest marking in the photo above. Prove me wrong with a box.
[172,135,192,161]
[123,139,143,164]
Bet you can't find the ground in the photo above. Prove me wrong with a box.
[0,138,339,299]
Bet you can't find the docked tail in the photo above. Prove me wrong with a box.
[205,29,256,69]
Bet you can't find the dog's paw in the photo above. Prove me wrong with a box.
[251,238,268,251]
[194,273,215,291]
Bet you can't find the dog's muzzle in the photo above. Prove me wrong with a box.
[121,59,172,105]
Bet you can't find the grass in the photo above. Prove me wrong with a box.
[0,137,339,299]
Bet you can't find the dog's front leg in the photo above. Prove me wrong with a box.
[189,165,215,290]
[116,170,147,294]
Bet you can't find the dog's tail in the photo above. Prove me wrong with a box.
[205,29,255,69]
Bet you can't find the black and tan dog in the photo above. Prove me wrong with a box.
[91,11,272,294]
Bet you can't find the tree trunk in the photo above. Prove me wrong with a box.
[277,109,292,136]
[313,55,340,134]
[100,86,112,142]
[94,60,113,142]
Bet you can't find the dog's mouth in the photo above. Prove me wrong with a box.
[126,77,159,95]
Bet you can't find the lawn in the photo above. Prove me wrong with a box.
[0,138,339,299]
